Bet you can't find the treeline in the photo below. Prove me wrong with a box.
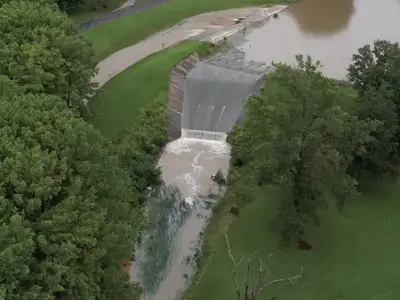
[0,1,166,299]
[0,0,118,13]
[0,0,97,107]
[56,0,120,13]
[230,40,400,243]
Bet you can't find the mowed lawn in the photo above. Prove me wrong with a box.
[88,40,203,139]
[83,0,295,61]
[184,180,400,300]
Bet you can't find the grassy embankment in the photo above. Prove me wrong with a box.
[83,0,295,61]
[87,40,224,139]
[182,165,400,299]
[87,40,203,139]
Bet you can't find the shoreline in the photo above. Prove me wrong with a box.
[93,5,288,88]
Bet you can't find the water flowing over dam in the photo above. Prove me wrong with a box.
[180,129,227,142]
[132,45,270,299]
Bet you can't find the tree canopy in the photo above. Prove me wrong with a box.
[347,40,400,177]
[231,56,376,241]
[0,0,96,106]
[0,85,142,300]
[116,98,168,192]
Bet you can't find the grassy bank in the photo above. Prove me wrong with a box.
[87,40,203,139]
[183,169,400,300]
[83,0,294,61]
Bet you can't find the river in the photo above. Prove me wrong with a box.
[132,0,400,299]
[132,139,231,300]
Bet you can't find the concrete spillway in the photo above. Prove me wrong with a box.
[182,55,266,136]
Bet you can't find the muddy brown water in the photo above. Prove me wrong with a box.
[132,1,400,300]
[240,0,400,79]
[132,139,230,300]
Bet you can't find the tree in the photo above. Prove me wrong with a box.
[0,0,97,107]
[55,0,116,13]
[0,0,85,13]
[0,88,143,299]
[347,40,400,177]
[225,233,303,300]
[347,40,400,102]
[231,55,376,242]
[347,84,399,178]
[0,0,52,7]
[116,98,167,192]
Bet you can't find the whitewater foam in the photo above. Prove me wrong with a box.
[181,129,227,142]
[164,138,231,155]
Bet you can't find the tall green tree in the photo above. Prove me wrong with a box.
[0,87,142,300]
[232,56,376,242]
[347,84,399,178]
[0,0,97,106]
[116,98,168,192]
[0,0,52,7]
[347,40,400,177]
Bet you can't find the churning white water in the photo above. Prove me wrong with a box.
[132,137,231,300]
[181,129,228,142]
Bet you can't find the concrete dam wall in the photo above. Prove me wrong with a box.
[167,53,199,141]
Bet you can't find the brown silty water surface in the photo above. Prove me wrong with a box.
[154,139,230,300]
[132,139,230,300]
[240,0,400,79]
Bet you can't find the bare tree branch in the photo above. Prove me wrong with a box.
[244,260,251,300]
[225,232,304,300]
[225,232,242,300]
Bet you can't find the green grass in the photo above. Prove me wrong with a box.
[83,0,294,61]
[184,176,400,300]
[88,40,203,139]
[69,0,125,25]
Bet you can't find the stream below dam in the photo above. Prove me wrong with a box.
[132,139,230,300]
[131,0,400,299]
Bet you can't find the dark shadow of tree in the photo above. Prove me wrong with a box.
[288,0,355,36]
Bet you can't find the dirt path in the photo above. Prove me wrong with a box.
[94,5,287,88]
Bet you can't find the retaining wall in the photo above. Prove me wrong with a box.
[167,52,199,141]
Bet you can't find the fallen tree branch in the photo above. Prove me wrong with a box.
[224,232,304,300]
[225,233,243,300]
